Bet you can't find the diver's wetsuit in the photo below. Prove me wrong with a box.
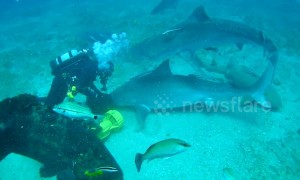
[45,51,113,113]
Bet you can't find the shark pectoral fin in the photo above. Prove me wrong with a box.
[135,104,151,131]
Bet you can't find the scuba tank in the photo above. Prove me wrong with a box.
[50,49,89,75]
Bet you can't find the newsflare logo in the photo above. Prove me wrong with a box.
[152,96,271,114]
[153,93,175,115]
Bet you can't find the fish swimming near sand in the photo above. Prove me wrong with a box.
[111,57,276,130]
[135,138,190,172]
[132,6,278,72]
[151,0,180,15]
[53,101,102,120]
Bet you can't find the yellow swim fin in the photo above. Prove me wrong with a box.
[97,110,124,140]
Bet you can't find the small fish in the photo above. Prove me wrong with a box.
[53,101,102,120]
[135,138,190,172]
[84,166,118,177]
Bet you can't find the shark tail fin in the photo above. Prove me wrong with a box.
[135,153,144,172]
[250,53,277,108]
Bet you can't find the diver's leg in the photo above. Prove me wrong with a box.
[45,76,68,107]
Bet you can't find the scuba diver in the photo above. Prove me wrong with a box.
[43,33,128,140]
[45,32,129,113]
[45,48,114,113]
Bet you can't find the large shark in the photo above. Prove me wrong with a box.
[111,57,276,130]
[131,6,278,71]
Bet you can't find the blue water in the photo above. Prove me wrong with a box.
[0,0,300,179]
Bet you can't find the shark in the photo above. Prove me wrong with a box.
[131,6,278,71]
[111,57,276,130]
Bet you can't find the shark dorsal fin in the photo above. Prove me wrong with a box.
[129,60,172,81]
[151,59,172,76]
[188,6,210,22]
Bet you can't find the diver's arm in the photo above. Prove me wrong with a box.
[79,84,113,114]
[90,83,102,95]
[78,83,102,99]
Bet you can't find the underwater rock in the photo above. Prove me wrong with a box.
[0,94,123,179]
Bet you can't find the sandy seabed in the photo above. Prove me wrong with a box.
[0,0,300,179]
